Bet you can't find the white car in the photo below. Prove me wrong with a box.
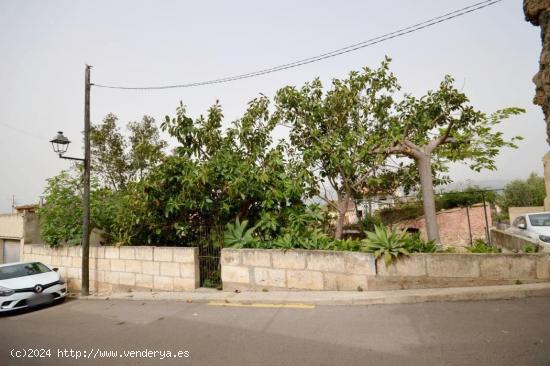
[507,212,550,252]
[0,261,66,312]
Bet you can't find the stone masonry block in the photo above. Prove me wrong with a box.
[95,247,105,259]
[537,256,550,280]
[119,247,135,260]
[160,262,180,277]
[105,271,120,285]
[286,270,323,290]
[220,249,241,266]
[242,250,271,267]
[61,256,73,267]
[272,250,306,269]
[50,256,62,266]
[221,266,250,284]
[136,274,153,288]
[142,261,160,275]
[68,246,82,257]
[173,278,196,291]
[135,247,153,261]
[253,268,286,288]
[23,246,32,254]
[324,273,368,291]
[124,260,142,274]
[180,263,196,278]
[173,247,196,263]
[89,247,97,259]
[71,257,82,268]
[67,267,81,279]
[306,251,346,273]
[105,247,119,259]
[154,247,173,262]
[344,252,376,275]
[110,259,125,272]
[377,255,427,277]
[153,276,174,291]
[97,259,110,271]
[119,272,136,287]
[427,254,479,278]
[480,255,537,280]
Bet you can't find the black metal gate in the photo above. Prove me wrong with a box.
[197,225,224,288]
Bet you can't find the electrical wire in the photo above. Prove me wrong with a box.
[93,0,502,90]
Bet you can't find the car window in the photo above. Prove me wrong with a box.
[0,262,51,280]
[528,213,550,227]
[513,216,526,227]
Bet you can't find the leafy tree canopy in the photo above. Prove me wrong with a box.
[497,173,545,218]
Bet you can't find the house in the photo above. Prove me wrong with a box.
[0,204,41,263]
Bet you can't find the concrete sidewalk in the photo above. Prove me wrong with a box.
[75,282,550,306]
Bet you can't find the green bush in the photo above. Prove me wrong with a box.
[404,234,440,253]
[363,225,410,265]
[522,244,539,253]
[467,239,500,253]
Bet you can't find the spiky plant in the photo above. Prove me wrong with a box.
[364,225,410,265]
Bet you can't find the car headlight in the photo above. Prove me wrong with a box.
[0,285,14,297]
[539,235,550,243]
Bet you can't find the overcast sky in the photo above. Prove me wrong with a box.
[0,0,546,213]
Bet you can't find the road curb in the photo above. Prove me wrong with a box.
[72,282,550,306]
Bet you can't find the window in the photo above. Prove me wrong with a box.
[528,213,550,227]
[513,216,526,228]
[0,262,51,280]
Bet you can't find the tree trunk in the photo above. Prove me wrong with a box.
[334,192,350,239]
[416,154,440,243]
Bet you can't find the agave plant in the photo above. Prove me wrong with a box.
[223,218,258,248]
[364,225,410,265]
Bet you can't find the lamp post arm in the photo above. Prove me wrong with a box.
[59,155,86,162]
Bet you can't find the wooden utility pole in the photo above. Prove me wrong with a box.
[82,65,91,296]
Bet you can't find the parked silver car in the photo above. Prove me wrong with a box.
[507,212,550,252]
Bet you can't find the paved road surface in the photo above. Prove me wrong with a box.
[1,297,549,365]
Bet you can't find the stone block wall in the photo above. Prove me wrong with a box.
[490,228,540,253]
[371,253,550,290]
[221,249,550,292]
[23,244,199,294]
[221,249,376,291]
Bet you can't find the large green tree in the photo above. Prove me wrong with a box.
[116,98,317,245]
[90,114,166,190]
[380,75,524,242]
[37,170,118,246]
[39,114,167,246]
[274,59,408,239]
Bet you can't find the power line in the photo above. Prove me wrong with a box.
[93,0,503,91]
[0,122,47,141]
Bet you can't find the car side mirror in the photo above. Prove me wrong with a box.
[52,267,59,272]
[518,223,526,230]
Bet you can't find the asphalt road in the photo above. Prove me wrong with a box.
[0,297,549,366]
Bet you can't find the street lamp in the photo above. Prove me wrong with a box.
[50,65,92,296]
[49,131,71,156]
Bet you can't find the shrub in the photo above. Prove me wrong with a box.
[404,234,440,253]
[467,239,500,253]
[363,225,410,265]
[522,244,540,253]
